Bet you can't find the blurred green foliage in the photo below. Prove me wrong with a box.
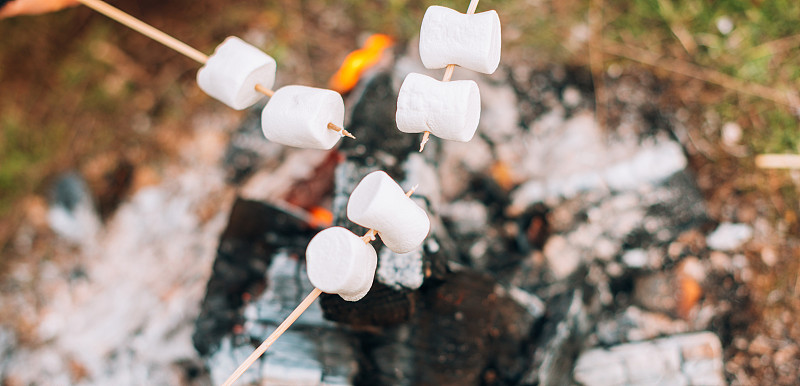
[0,0,798,221]
[604,0,800,153]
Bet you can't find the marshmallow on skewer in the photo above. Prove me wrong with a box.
[347,171,430,254]
[306,227,378,302]
[197,36,277,110]
[396,72,481,142]
[419,6,502,74]
[261,86,346,149]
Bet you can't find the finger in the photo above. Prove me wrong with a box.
[0,0,79,18]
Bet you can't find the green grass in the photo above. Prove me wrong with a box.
[602,0,800,154]
[0,115,69,214]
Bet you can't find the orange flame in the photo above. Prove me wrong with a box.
[330,34,394,93]
[308,206,334,228]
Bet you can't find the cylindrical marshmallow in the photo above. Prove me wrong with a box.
[396,72,481,142]
[306,227,378,302]
[197,36,277,110]
[261,85,345,150]
[347,171,430,254]
[419,6,502,74]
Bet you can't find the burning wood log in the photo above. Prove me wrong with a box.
[193,199,318,357]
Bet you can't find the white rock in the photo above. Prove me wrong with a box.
[507,287,546,318]
[377,247,424,290]
[562,86,581,107]
[440,200,488,235]
[347,171,430,254]
[716,16,734,35]
[46,173,101,249]
[575,332,725,386]
[305,227,378,302]
[475,80,519,143]
[706,222,753,251]
[396,72,480,142]
[543,235,581,279]
[197,36,276,110]
[419,6,501,74]
[604,140,687,191]
[622,249,648,268]
[721,122,742,146]
[261,85,345,149]
[761,247,778,267]
[507,112,689,211]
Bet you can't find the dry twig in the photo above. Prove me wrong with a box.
[755,154,800,169]
[601,41,800,110]
[588,0,606,129]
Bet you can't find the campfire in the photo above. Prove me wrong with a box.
[1,0,764,385]
[194,23,727,386]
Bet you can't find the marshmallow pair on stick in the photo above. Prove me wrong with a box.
[74,0,353,152]
[306,171,430,301]
[221,171,430,386]
[197,37,348,150]
[396,3,502,148]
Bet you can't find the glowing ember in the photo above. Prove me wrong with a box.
[308,206,334,228]
[678,275,702,318]
[490,161,515,191]
[330,34,393,93]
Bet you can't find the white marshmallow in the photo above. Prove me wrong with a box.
[261,86,345,149]
[347,171,430,254]
[305,227,378,302]
[396,72,481,142]
[197,36,277,110]
[419,6,502,74]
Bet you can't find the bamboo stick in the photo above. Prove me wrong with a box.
[220,288,323,386]
[76,0,208,64]
[420,0,481,152]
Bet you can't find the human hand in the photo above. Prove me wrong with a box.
[0,0,79,18]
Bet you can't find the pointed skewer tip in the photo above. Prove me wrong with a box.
[361,229,377,243]
[341,129,356,139]
[419,131,431,152]
[327,122,355,139]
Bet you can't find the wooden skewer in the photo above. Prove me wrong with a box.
[755,154,800,169]
[328,122,357,139]
[221,287,323,386]
[419,0,481,152]
[406,184,419,197]
[76,0,353,139]
[254,83,275,97]
[360,228,378,243]
[76,0,208,64]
